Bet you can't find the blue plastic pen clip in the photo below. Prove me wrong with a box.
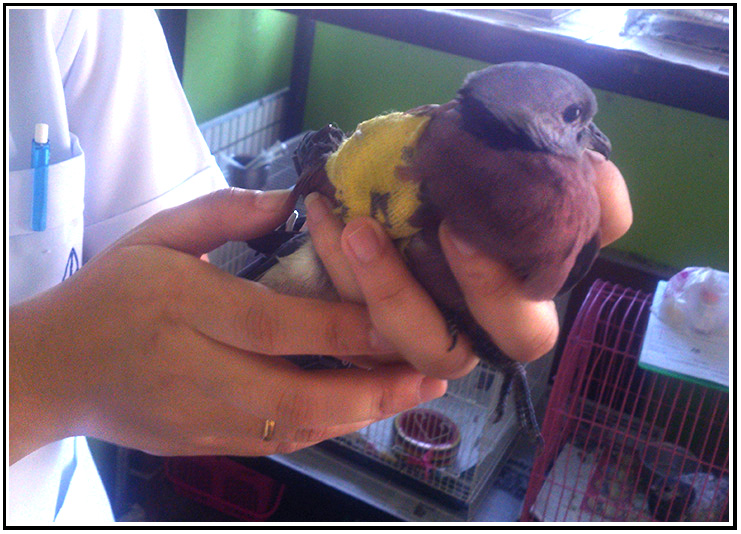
[31,123,50,231]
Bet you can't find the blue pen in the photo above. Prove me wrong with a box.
[31,123,50,231]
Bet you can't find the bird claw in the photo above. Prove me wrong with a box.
[442,309,460,352]
[512,366,544,446]
[445,314,543,443]
[492,371,513,424]
[474,333,543,444]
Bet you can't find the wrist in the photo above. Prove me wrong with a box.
[9,296,84,463]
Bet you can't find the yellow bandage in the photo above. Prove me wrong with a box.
[325,112,430,240]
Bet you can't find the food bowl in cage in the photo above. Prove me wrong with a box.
[522,280,729,522]
[393,408,462,468]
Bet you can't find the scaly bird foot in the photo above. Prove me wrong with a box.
[511,363,544,446]
[472,330,544,445]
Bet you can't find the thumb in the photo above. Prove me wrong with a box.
[121,188,297,256]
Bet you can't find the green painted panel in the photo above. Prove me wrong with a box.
[594,91,729,272]
[303,23,488,132]
[182,9,296,123]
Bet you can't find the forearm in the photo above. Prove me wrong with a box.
[9,296,79,464]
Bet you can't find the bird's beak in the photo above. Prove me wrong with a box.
[587,122,611,160]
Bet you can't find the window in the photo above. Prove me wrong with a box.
[455,8,729,75]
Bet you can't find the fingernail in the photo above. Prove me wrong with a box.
[442,223,478,257]
[419,377,447,403]
[368,328,396,353]
[345,223,381,263]
[254,189,290,211]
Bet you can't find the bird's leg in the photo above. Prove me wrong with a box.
[512,365,544,446]
[493,368,514,423]
[473,331,543,444]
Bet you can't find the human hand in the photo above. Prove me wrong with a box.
[304,154,632,374]
[9,188,447,464]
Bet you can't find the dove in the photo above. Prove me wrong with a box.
[244,62,611,443]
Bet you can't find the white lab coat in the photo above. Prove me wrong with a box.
[8,8,227,524]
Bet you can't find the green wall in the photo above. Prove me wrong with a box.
[593,90,729,273]
[303,25,488,131]
[181,9,296,123]
[181,11,730,273]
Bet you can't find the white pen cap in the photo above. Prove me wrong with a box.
[34,123,49,144]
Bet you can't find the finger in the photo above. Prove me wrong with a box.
[303,194,406,366]
[304,192,364,302]
[187,419,381,457]
[587,151,633,246]
[340,217,479,379]
[122,188,297,256]
[177,259,396,356]
[243,364,448,436]
[183,338,446,439]
[439,222,559,363]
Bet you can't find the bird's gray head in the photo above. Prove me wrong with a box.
[457,62,611,159]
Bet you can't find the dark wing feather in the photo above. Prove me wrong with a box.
[292,124,345,202]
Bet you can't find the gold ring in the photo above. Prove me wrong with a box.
[262,419,276,441]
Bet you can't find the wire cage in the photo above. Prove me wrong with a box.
[199,88,288,162]
[199,89,294,276]
[324,347,555,511]
[521,279,730,522]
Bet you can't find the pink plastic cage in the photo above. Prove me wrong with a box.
[521,280,729,522]
[164,456,285,521]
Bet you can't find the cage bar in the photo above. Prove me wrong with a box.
[521,280,729,522]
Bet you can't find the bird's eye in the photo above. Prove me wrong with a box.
[562,104,582,123]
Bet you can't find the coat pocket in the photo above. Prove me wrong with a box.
[9,134,85,304]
